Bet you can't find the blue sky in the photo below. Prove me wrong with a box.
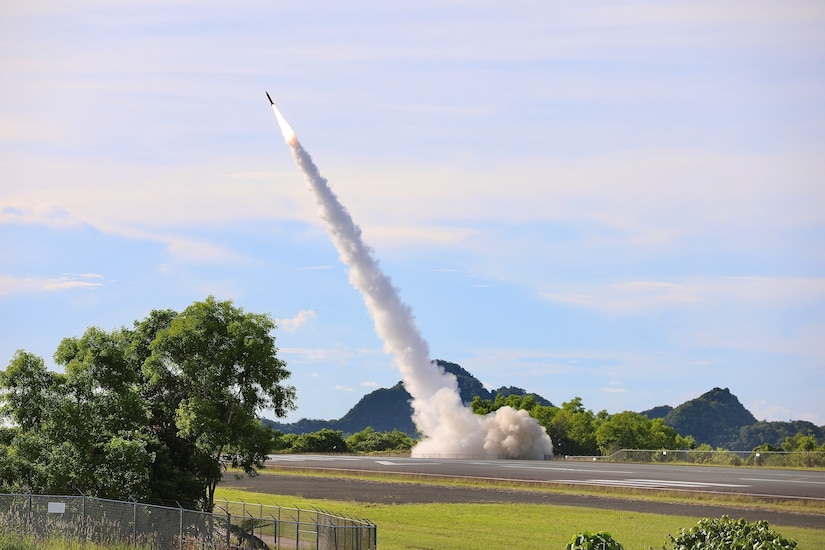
[2,1,823,426]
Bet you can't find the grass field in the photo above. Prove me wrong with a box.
[215,487,825,549]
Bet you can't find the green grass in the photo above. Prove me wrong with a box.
[215,486,825,550]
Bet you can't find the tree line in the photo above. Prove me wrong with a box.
[271,426,415,454]
[470,393,825,456]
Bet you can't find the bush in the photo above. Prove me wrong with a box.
[566,531,624,550]
[346,427,415,453]
[666,515,797,549]
[289,429,348,453]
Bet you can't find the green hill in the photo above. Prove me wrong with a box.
[662,387,757,448]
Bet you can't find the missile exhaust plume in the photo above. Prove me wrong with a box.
[267,94,553,459]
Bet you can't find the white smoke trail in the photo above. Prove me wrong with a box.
[269,100,552,459]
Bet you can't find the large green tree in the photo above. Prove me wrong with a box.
[0,351,57,431]
[546,398,603,457]
[0,297,296,511]
[145,296,296,510]
[595,411,688,455]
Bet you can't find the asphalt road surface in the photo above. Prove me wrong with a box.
[220,455,825,529]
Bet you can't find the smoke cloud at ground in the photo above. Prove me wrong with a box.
[271,103,553,459]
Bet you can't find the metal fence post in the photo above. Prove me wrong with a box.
[247,511,255,546]
[270,513,279,548]
[132,497,138,547]
[296,508,300,550]
[178,503,183,550]
[81,493,86,545]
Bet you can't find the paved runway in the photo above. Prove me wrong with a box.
[263,454,825,502]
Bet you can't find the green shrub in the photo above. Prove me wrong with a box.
[566,531,624,550]
[0,532,34,550]
[666,515,797,549]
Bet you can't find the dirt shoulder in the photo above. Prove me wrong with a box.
[221,471,825,530]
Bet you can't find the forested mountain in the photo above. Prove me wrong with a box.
[264,360,552,436]
[659,387,756,448]
[644,388,825,449]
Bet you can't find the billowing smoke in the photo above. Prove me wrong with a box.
[269,99,552,459]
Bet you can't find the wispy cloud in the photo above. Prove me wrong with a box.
[0,273,106,296]
[541,280,702,315]
[1,202,80,228]
[278,346,382,364]
[277,310,317,333]
[540,277,825,316]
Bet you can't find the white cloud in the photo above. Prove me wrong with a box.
[601,387,629,394]
[0,202,80,228]
[278,345,382,364]
[574,1,825,28]
[541,281,702,315]
[540,277,825,316]
[276,310,317,333]
[0,273,105,296]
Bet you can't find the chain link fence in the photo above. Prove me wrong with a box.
[0,493,377,550]
[561,449,825,467]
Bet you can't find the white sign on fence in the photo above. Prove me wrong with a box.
[47,502,66,514]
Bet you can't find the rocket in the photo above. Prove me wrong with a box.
[266,92,298,146]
